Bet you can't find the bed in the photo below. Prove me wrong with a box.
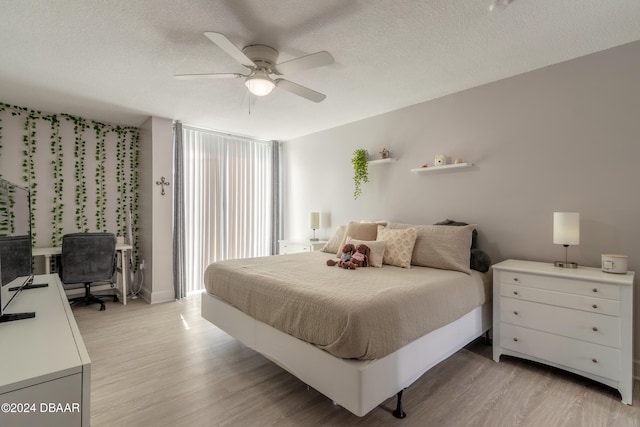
[201,221,493,418]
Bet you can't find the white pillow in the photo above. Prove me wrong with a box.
[321,226,346,254]
[346,238,386,268]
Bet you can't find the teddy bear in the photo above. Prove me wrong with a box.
[349,244,370,268]
[327,243,355,268]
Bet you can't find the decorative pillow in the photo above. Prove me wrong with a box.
[376,226,418,268]
[411,224,475,274]
[346,238,386,268]
[321,226,346,254]
[434,218,478,248]
[470,248,491,273]
[434,219,491,273]
[336,221,379,257]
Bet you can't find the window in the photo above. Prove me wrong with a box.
[178,126,279,294]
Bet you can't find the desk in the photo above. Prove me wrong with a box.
[32,243,133,305]
[0,274,91,427]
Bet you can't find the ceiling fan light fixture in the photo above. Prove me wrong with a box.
[245,70,275,96]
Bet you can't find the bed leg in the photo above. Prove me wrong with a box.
[392,389,407,419]
[484,330,492,346]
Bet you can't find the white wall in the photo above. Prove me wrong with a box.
[138,116,174,303]
[283,42,640,367]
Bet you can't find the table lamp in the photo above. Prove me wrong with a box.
[309,212,320,241]
[553,212,579,268]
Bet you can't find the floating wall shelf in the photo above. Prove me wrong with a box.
[410,162,473,174]
[369,158,397,165]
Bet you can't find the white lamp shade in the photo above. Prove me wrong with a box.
[309,212,320,230]
[553,212,580,245]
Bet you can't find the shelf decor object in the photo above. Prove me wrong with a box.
[410,163,472,174]
[553,212,580,268]
[309,212,320,241]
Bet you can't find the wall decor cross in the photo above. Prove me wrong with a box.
[156,176,170,195]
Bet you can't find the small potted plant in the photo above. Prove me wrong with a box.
[351,149,369,200]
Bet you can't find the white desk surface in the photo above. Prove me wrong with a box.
[0,274,90,394]
[32,243,133,256]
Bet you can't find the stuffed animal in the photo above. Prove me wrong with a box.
[327,243,355,268]
[350,244,370,268]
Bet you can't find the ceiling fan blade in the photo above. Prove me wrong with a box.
[275,79,326,103]
[173,73,244,80]
[204,32,255,68]
[275,51,334,75]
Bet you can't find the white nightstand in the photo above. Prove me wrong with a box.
[279,239,327,255]
[492,259,635,404]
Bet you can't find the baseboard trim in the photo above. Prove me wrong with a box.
[148,289,175,304]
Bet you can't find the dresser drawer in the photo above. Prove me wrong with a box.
[500,272,620,300]
[500,323,621,380]
[500,297,621,348]
[281,243,309,253]
[279,242,311,254]
[500,283,620,316]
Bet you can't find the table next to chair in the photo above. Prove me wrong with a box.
[32,243,133,305]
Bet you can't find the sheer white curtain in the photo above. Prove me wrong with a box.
[181,126,277,294]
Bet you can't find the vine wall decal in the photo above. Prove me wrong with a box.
[0,101,140,270]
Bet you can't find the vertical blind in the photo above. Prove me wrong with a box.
[181,126,278,294]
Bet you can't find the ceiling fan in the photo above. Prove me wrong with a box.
[174,32,334,103]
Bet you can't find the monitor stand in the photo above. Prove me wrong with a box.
[0,312,36,323]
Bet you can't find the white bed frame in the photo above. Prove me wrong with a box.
[201,292,492,417]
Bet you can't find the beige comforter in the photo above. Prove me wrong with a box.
[204,251,491,360]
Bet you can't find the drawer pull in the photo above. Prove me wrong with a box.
[513,277,519,282]
[513,311,519,315]
[513,337,518,342]
[592,304,598,309]
[592,327,598,332]
[592,288,598,293]
[592,358,598,364]
[513,291,519,296]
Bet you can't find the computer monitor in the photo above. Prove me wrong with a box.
[0,178,35,322]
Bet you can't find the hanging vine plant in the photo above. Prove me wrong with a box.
[93,121,108,232]
[351,148,369,200]
[48,114,64,246]
[63,114,89,232]
[23,113,38,244]
[115,126,128,238]
[129,128,141,271]
[0,104,5,162]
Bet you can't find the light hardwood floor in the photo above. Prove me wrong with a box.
[73,295,640,427]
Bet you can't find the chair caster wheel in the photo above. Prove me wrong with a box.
[99,305,106,311]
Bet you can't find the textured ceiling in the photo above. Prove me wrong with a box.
[1,1,639,141]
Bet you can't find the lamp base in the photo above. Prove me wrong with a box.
[554,261,578,268]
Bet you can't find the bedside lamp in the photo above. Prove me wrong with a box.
[553,212,579,268]
[309,212,320,241]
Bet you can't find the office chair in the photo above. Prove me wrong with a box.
[60,232,118,311]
